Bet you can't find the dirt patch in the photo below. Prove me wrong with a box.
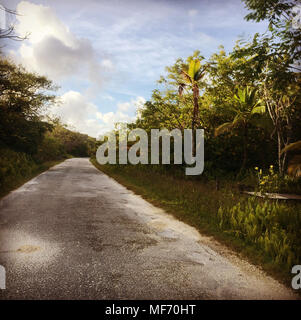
[17,245,40,253]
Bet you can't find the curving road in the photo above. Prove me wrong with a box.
[0,158,297,299]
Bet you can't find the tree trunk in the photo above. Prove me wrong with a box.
[191,84,199,156]
[240,123,247,173]
[264,84,293,176]
[191,85,199,129]
[277,131,283,175]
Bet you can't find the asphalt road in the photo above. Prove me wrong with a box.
[0,158,297,299]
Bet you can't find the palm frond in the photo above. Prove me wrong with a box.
[188,59,201,80]
[181,70,192,84]
[236,88,246,103]
[215,122,234,136]
[281,141,301,155]
[251,105,266,114]
[248,87,257,104]
[194,68,205,81]
[188,60,196,79]
[232,114,244,125]
[287,155,301,177]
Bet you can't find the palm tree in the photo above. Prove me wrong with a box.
[178,59,207,132]
[215,86,265,172]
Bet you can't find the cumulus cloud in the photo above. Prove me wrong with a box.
[96,96,146,126]
[117,96,145,112]
[49,91,102,137]
[14,1,104,85]
[50,91,144,138]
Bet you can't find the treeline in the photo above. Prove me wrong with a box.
[124,0,301,185]
[0,56,96,195]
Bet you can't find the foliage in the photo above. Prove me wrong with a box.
[0,147,37,191]
[215,87,265,171]
[0,147,64,198]
[281,140,301,154]
[281,140,301,177]
[243,0,301,64]
[255,165,301,194]
[45,122,97,158]
[132,50,281,175]
[218,197,301,271]
[178,57,208,130]
[0,56,56,154]
[233,0,301,174]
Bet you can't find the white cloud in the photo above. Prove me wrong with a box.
[50,91,104,137]
[14,1,104,86]
[117,102,131,112]
[101,59,114,70]
[49,91,144,138]
[96,96,146,125]
[96,111,133,124]
[117,96,145,112]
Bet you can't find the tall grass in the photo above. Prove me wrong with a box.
[0,148,64,198]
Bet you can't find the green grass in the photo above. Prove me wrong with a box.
[0,159,65,199]
[91,159,301,289]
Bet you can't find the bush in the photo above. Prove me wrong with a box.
[0,148,37,191]
[33,134,66,164]
[218,197,301,271]
[254,165,301,194]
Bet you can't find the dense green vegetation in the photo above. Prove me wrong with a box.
[92,0,301,285]
[0,56,96,196]
[0,148,63,198]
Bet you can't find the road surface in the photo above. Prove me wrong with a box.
[0,158,297,299]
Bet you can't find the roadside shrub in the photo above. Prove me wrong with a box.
[218,197,301,271]
[0,148,37,191]
[34,134,66,164]
[254,166,301,194]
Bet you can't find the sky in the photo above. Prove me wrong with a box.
[1,0,268,138]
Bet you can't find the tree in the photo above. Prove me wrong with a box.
[203,45,263,132]
[243,0,301,69]
[232,0,301,175]
[178,58,207,132]
[135,90,190,132]
[0,57,56,153]
[215,86,265,172]
[136,51,208,134]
